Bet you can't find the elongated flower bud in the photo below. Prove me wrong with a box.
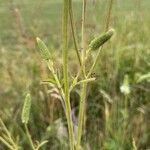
[36,37,51,60]
[89,28,114,50]
[21,93,31,124]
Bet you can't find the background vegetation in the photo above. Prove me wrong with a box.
[0,0,149,149]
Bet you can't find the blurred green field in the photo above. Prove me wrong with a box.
[0,0,150,149]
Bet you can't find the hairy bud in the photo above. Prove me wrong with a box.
[21,93,31,124]
[36,37,51,60]
[89,28,114,50]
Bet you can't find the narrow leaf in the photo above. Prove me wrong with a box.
[0,137,14,150]
[137,73,150,83]
[41,79,57,85]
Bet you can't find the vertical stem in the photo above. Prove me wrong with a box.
[76,0,87,149]
[63,0,74,150]
[77,0,114,149]
[81,0,87,68]
[25,124,35,150]
[76,83,87,150]
[69,0,86,78]
[105,0,113,31]
[69,0,82,68]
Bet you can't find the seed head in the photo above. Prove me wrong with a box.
[89,28,115,50]
[36,37,51,60]
[21,93,31,124]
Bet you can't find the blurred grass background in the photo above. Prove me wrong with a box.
[0,0,150,149]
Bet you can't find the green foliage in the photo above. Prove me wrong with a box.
[0,0,150,149]
[0,119,19,150]
[136,73,150,83]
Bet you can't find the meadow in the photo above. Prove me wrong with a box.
[0,0,150,149]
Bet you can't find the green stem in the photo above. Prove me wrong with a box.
[69,0,82,68]
[25,124,35,150]
[76,0,87,149]
[87,47,102,78]
[63,0,74,149]
[105,0,113,31]
[47,61,65,99]
[77,0,114,149]
[76,83,87,150]
[87,0,113,77]
[81,0,86,69]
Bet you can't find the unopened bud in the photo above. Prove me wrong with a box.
[21,93,31,124]
[36,37,51,60]
[89,28,114,50]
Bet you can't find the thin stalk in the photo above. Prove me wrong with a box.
[76,83,87,149]
[81,0,87,67]
[47,61,65,99]
[77,0,114,148]
[87,0,113,77]
[47,61,66,111]
[69,0,83,70]
[63,0,74,149]
[87,46,102,78]
[25,124,35,150]
[76,0,87,149]
[105,0,113,32]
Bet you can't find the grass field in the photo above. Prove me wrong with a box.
[0,0,150,149]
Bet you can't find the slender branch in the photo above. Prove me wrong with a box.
[47,61,66,110]
[81,0,87,72]
[69,0,82,68]
[87,0,113,77]
[87,47,102,78]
